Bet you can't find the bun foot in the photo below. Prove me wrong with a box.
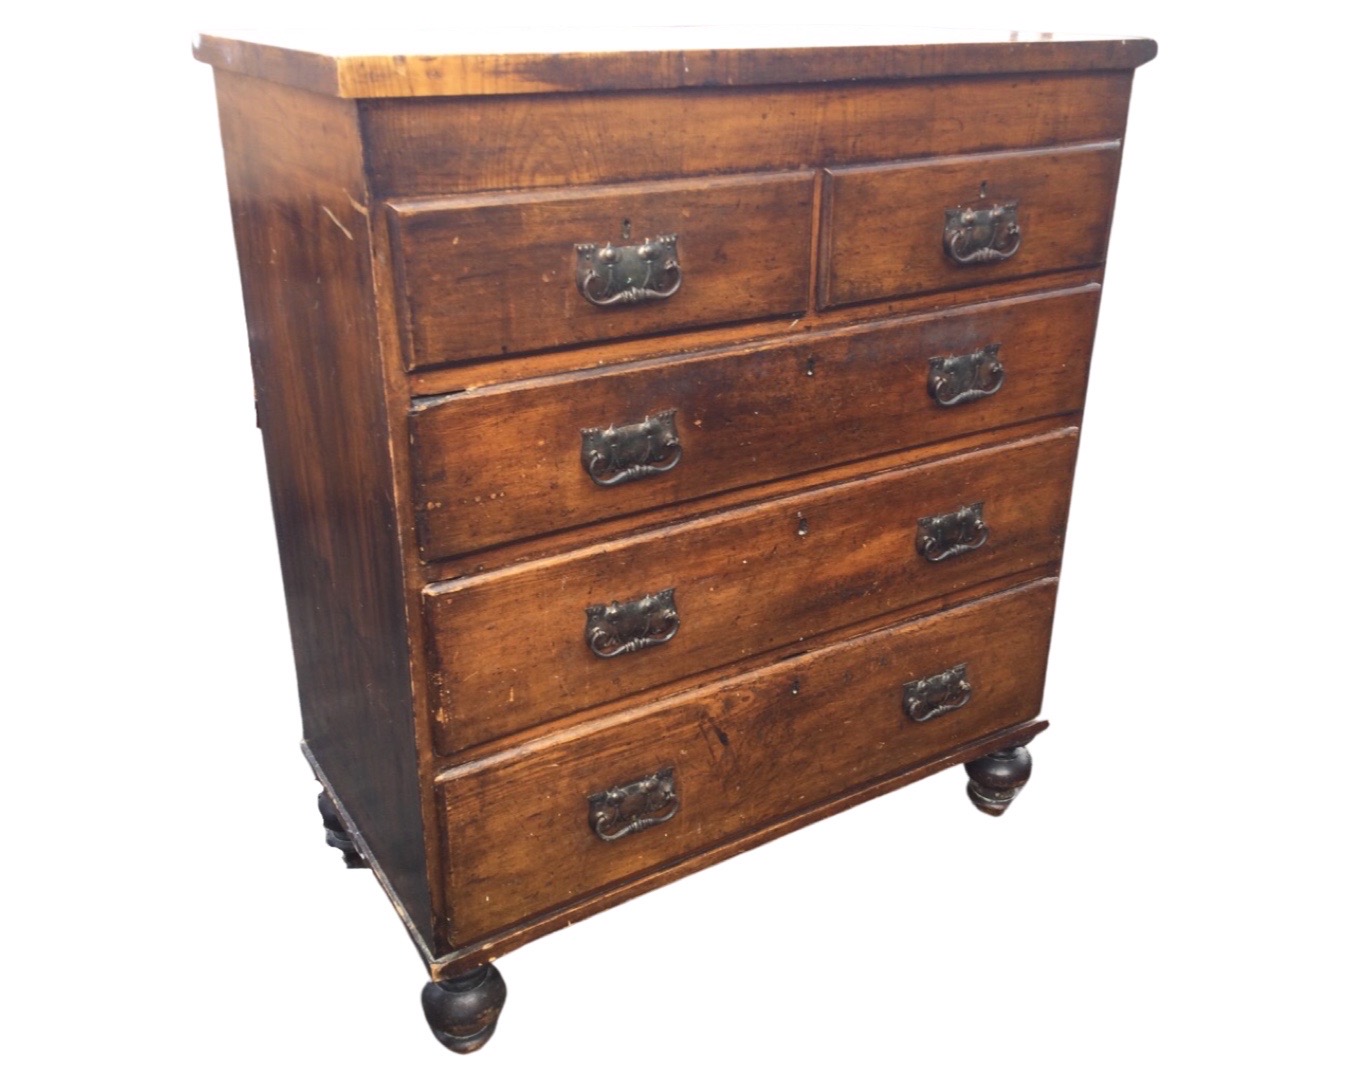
[317,790,367,868]
[422,964,507,1054]
[965,744,1033,816]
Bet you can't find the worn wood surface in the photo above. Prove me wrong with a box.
[210,71,433,942]
[436,578,1057,944]
[424,427,1077,753]
[194,32,1156,99]
[411,285,1100,561]
[405,268,1105,398]
[388,173,815,368]
[200,31,1152,1001]
[821,141,1122,308]
[362,73,1134,197]
[429,714,1048,975]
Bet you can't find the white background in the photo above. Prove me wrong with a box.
[5,3,1346,1076]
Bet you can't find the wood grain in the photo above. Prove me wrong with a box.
[411,285,1102,561]
[362,74,1134,197]
[436,578,1058,944]
[405,268,1106,398]
[430,715,1047,975]
[424,427,1079,753]
[821,141,1123,307]
[210,71,433,941]
[388,173,815,368]
[197,32,1153,1003]
[194,33,1155,99]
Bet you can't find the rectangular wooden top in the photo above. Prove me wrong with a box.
[193,28,1157,99]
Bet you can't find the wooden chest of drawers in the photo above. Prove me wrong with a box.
[196,30,1155,1053]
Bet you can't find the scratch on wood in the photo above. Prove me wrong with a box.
[322,204,354,241]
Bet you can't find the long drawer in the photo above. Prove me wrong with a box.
[424,426,1077,753]
[820,141,1122,308]
[411,286,1100,561]
[388,172,815,369]
[363,74,1134,196]
[436,577,1058,944]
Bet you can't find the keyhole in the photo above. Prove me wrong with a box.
[805,357,816,377]
[621,218,632,240]
[979,180,988,199]
[796,516,809,538]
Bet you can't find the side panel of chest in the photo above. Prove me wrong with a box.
[210,71,432,941]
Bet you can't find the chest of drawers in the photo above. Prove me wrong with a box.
[196,30,1155,1053]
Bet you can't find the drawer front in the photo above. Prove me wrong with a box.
[412,286,1099,561]
[820,142,1122,308]
[437,578,1058,944]
[363,75,1135,197]
[424,427,1077,753]
[388,172,815,369]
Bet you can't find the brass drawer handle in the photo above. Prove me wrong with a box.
[943,202,1021,265]
[917,502,988,562]
[586,588,680,658]
[576,234,682,306]
[903,663,972,723]
[929,344,1005,407]
[588,766,679,842]
[581,409,682,487]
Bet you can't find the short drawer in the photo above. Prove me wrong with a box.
[388,172,815,369]
[820,142,1122,308]
[411,286,1100,561]
[424,426,1077,753]
[436,577,1058,944]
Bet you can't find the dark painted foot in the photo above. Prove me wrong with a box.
[422,964,507,1054]
[965,744,1032,816]
[317,790,367,868]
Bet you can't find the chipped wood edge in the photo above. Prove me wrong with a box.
[303,742,438,968]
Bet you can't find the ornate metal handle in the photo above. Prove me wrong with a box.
[944,202,1020,265]
[916,502,988,562]
[586,588,680,658]
[929,344,1005,407]
[903,663,972,723]
[576,234,682,306]
[581,409,682,487]
[588,767,679,842]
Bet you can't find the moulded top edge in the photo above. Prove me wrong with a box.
[192,29,1158,99]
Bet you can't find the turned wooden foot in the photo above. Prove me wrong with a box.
[965,744,1033,816]
[422,964,507,1054]
[317,790,367,868]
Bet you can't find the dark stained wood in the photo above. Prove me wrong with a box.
[411,285,1101,561]
[432,563,1059,770]
[436,578,1058,944]
[406,268,1106,398]
[965,744,1035,815]
[418,415,1079,584]
[387,173,815,368]
[424,427,1078,753]
[362,74,1134,197]
[198,32,1153,1040]
[195,32,1156,100]
[421,965,507,1054]
[821,141,1123,308]
[210,71,433,943]
[318,790,368,868]
[429,715,1049,978]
